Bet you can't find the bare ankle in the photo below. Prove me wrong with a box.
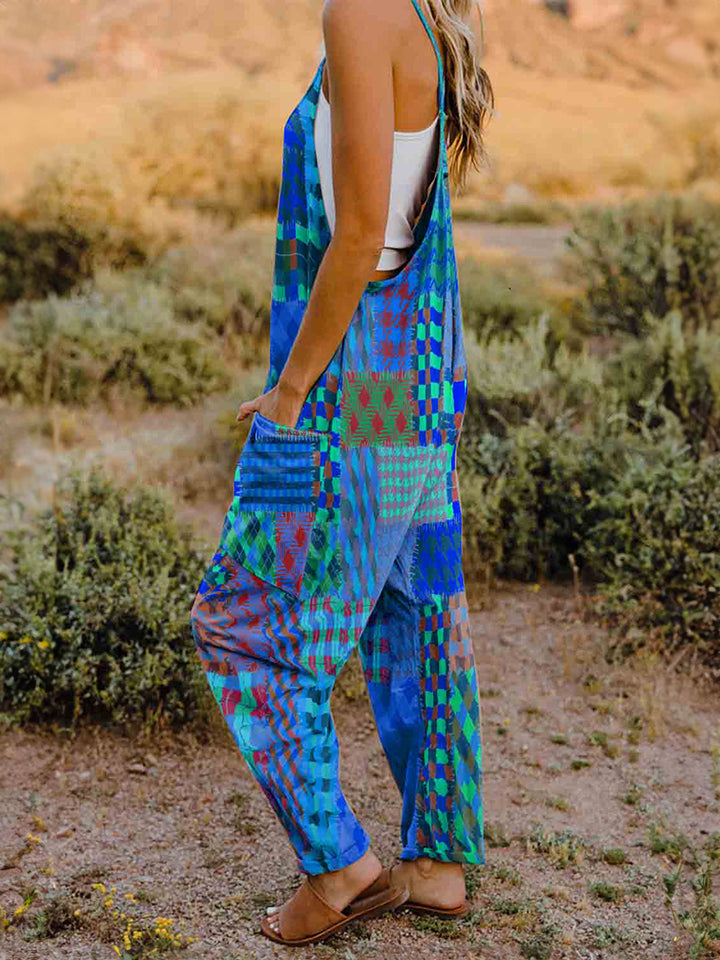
[414,857,463,878]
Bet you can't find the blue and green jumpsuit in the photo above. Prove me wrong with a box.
[190,0,485,876]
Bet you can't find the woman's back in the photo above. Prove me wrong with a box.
[315,3,442,272]
[320,0,441,135]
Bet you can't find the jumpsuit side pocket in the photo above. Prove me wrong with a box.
[219,413,324,599]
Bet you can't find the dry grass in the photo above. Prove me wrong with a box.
[4,68,298,248]
[0,50,718,236]
[464,62,720,201]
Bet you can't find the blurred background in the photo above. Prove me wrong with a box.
[0,2,719,959]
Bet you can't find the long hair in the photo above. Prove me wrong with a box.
[420,0,494,190]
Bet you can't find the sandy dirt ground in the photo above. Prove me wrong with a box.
[1,583,718,960]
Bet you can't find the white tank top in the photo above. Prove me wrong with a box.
[314,80,440,271]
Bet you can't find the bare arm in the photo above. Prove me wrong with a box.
[237,0,395,427]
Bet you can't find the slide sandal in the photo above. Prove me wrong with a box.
[261,870,409,946]
[350,864,470,920]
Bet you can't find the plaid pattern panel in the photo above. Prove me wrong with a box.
[414,594,484,863]
[370,276,416,374]
[377,447,431,521]
[340,372,414,447]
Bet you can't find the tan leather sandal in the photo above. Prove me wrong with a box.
[403,899,470,918]
[351,863,470,920]
[261,868,409,946]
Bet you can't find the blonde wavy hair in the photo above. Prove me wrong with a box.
[419,0,494,190]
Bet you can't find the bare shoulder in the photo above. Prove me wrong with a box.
[322,0,406,38]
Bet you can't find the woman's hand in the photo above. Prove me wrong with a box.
[236,382,306,429]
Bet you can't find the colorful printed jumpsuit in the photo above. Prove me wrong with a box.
[190,0,485,876]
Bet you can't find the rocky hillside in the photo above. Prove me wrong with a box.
[0,0,718,98]
[484,0,720,86]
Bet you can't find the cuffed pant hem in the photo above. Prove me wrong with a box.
[400,846,486,866]
[298,831,372,876]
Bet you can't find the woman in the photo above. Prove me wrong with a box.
[191,0,494,946]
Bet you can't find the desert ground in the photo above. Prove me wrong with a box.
[2,582,718,960]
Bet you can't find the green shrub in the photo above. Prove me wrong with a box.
[581,449,720,676]
[21,154,154,268]
[459,402,688,582]
[461,317,604,439]
[459,258,553,343]
[564,195,720,337]
[460,419,598,581]
[0,472,210,728]
[0,271,230,405]
[0,216,91,304]
[148,226,274,336]
[602,311,720,455]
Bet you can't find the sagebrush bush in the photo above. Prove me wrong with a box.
[602,311,720,455]
[459,408,688,582]
[461,420,604,582]
[0,216,91,304]
[0,472,210,728]
[582,451,720,677]
[564,195,720,337]
[459,258,553,343]
[19,73,288,254]
[461,317,604,437]
[148,226,274,337]
[21,154,153,268]
[0,271,230,405]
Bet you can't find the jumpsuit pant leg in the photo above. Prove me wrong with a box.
[191,548,373,874]
[190,426,485,873]
[359,441,485,865]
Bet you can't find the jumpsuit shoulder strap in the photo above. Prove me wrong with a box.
[408,0,446,117]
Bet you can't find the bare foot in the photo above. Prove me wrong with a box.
[265,848,383,935]
[391,858,466,909]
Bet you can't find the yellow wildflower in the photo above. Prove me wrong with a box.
[104,897,113,908]
[37,640,51,650]
[92,883,107,893]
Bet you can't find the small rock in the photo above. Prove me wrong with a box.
[144,753,159,766]
[55,826,74,839]
[127,764,147,776]
[78,771,92,781]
